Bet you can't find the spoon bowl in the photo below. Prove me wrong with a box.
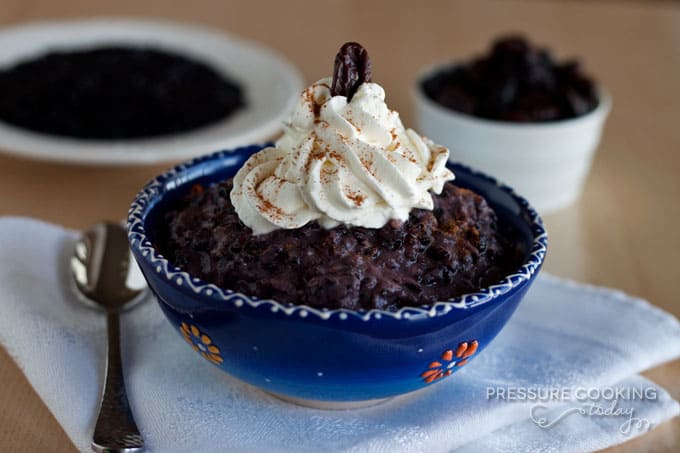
[70,222,147,311]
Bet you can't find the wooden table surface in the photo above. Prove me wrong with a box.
[0,0,678,451]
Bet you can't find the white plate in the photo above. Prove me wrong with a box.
[0,18,304,165]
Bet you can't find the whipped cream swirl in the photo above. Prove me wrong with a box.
[231,78,455,235]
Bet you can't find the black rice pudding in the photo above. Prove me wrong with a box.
[157,180,521,311]
[0,46,244,139]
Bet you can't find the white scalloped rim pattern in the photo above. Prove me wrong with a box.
[127,147,548,322]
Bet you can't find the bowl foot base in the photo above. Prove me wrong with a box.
[266,391,393,410]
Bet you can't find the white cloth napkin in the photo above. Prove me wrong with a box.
[0,217,678,453]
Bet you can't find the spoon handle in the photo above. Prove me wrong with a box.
[92,311,144,453]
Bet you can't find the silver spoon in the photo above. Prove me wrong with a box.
[70,222,146,452]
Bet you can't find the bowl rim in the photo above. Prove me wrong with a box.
[127,145,548,322]
[414,60,612,130]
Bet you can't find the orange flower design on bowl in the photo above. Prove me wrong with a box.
[420,340,479,383]
[180,321,224,365]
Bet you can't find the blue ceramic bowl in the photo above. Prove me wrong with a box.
[127,144,547,408]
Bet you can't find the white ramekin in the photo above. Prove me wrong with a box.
[414,63,611,214]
